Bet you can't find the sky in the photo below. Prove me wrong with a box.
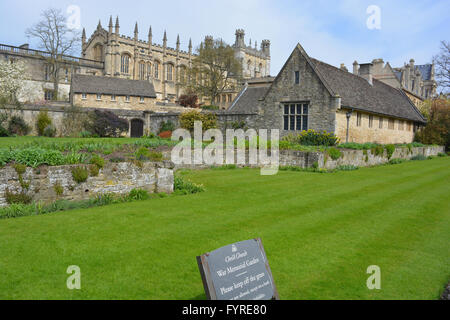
[0,0,449,75]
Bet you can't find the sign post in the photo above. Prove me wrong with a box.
[197,238,279,300]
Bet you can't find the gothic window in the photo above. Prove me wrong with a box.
[283,103,309,131]
[247,60,251,72]
[121,54,130,74]
[44,64,51,81]
[356,112,362,127]
[180,66,186,83]
[154,61,160,79]
[166,64,173,81]
[93,44,103,62]
[44,89,54,101]
[369,115,373,128]
[295,71,300,84]
[139,61,146,80]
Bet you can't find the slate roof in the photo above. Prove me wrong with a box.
[415,64,432,81]
[71,74,156,98]
[309,58,426,123]
[228,86,269,113]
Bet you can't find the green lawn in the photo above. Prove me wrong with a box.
[0,158,449,300]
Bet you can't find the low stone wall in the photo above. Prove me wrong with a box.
[319,146,445,170]
[0,161,174,207]
[166,146,445,170]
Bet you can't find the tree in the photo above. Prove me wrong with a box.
[415,98,450,150]
[85,109,128,137]
[184,38,242,103]
[26,8,80,100]
[433,41,450,93]
[0,59,25,105]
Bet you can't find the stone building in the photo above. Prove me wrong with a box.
[353,58,436,101]
[82,17,271,106]
[230,43,426,144]
[0,43,103,103]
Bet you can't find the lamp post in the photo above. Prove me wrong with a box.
[346,110,353,143]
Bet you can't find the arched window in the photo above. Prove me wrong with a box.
[121,54,130,74]
[166,63,173,81]
[147,63,152,80]
[154,61,160,79]
[259,63,263,73]
[139,61,146,80]
[247,60,252,71]
[179,66,186,83]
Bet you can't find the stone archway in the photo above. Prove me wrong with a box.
[130,118,144,137]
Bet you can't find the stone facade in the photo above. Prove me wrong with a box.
[72,92,155,110]
[0,161,174,207]
[335,109,416,144]
[82,18,270,105]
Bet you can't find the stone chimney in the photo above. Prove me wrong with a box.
[235,29,245,48]
[353,60,359,75]
[340,63,348,72]
[358,63,373,85]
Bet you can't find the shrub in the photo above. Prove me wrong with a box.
[178,94,199,108]
[231,120,246,130]
[282,130,339,146]
[179,111,217,132]
[127,188,150,201]
[36,110,52,136]
[8,116,30,136]
[411,154,427,161]
[71,166,89,183]
[327,148,342,160]
[385,144,395,159]
[158,121,175,133]
[13,163,27,175]
[89,164,99,176]
[53,182,64,196]
[43,125,56,137]
[174,176,204,194]
[438,152,447,157]
[338,142,378,150]
[85,109,128,137]
[371,145,384,156]
[5,189,32,205]
[414,98,449,150]
[0,125,9,137]
[389,158,406,165]
[90,154,105,169]
[13,148,65,167]
[148,151,163,162]
[79,131,92,138]
[336,165,359,171]
[109,157,125,163]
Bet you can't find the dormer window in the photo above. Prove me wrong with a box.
[96,94,102,100]
[125,95,130,102]
[81,93,87,100]
[111,95,116,101]
[140,96,144,103]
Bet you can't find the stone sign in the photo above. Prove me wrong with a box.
[197,238,279,300]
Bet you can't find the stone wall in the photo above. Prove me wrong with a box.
[0,161,174,207]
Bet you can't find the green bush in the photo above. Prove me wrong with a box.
[371,145,384,157]
[89,164,99,176]
[36,110,52,136]
[148,151,163,162]
[385,144,395,159]
[54,182,64,196]
[127,188,150,201]
[201,105,220,110]
[71,166,89,183]
[0,125,9,137]
[388,158,406,165]
[282,130,339,146]
[158,121,175,133]
[5,189,32,205]
[336,165,359,171]
[90,154,105,169]
[338,142,379,150]
[8,116,30,136]
[411,154,427,161]
[79,131,93,138]
[438,152,447,157]
[174,176,205,194]
[327,148,342,160]
[13,163,27,175]
[43,125,56,137]
[12,148,65,167]
[179,111,217,132]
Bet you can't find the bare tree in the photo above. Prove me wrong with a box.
[433,40,450,93]
[26,8,80,100]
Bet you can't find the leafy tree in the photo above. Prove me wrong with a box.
[184,38,241,103]
[415,98,450,150]
[178,94,199,108]
[433,41,450,93]
[26,8,80,100]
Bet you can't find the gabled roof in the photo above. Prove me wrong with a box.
[71,74,156,98]
[309,58,426,123]
[415,64,432,81]
[229,86,269,113]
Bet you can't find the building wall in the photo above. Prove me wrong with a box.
[335,109,415,144]
[73,93,155,111]
[258,47,337,135]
